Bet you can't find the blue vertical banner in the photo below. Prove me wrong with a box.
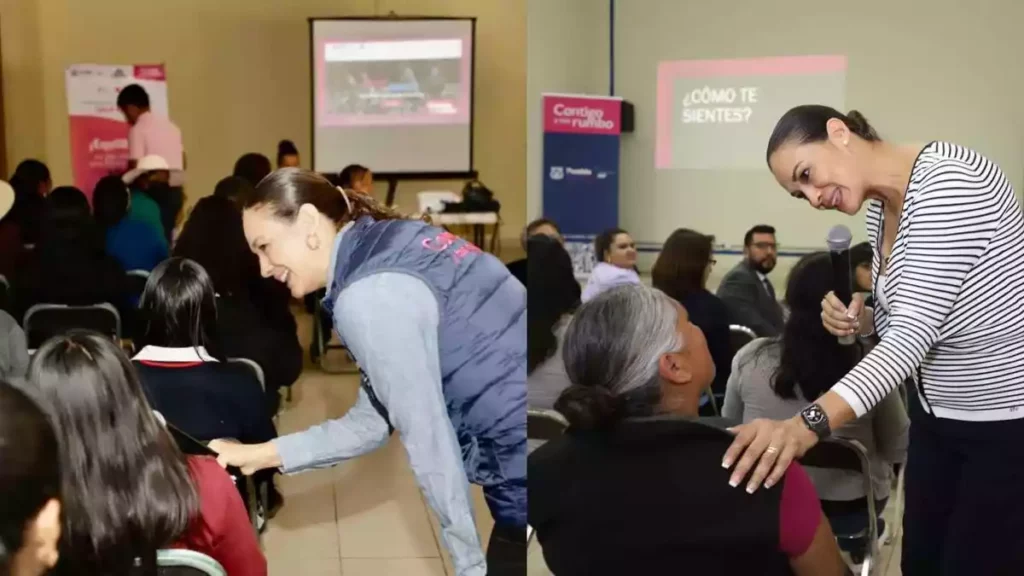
[542,94,622,275]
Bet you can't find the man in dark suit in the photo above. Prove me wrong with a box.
[717,225,784,336]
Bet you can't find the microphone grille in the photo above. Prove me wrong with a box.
[826,224,853,251]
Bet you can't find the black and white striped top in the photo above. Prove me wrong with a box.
[833,141,1024,421]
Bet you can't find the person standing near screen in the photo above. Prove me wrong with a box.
[118,84,185,242]
[723,105,1024,575]
[209,169,526,576]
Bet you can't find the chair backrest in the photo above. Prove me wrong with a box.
[156,549,227,576]
[528,408,569,441]
[417,190,460,214]
[228,357,265,391]
[126,269,151,298]
[799,438,878,554]
[23,303,121,351]
[728,324,757,357]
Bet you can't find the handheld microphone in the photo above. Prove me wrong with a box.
[826,225,856,346]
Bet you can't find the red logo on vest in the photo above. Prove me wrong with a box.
[422,231,482,262]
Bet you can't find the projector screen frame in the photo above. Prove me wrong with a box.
[307,15,477,177]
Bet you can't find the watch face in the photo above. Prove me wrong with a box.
[803,405,826,426]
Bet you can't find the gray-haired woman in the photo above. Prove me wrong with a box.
[528,285,849,576]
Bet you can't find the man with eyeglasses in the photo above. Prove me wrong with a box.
[717,224,785,337]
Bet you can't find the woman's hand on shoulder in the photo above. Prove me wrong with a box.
[721,416,819,494]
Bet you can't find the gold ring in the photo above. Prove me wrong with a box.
[765,446,779,455]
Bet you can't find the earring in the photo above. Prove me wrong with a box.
[306,233,321,251]
[843,139,849,146]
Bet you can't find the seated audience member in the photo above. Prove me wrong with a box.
[529,285,849,576]
[580,227,640,302]
[174,196,302,414]
[338,163,373,193]
[277,139,300,168]
[527,235,579,410]
[508,217,563,286]
[93,175,168,273]
[0,380,62,576]
[212,175,254,203]
[14,186,130,324]
[28,331,266,575]
[0,180,23,280]
[723,253,907,560]
[653,228,732,407]
[9,159,51,246]
[133,257,278,446]
[233,153,273,188]
[718,224,785,337]
[122,154,181,243]
[121,155,168,240]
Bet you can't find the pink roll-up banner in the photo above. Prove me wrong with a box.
[65,64,169,200]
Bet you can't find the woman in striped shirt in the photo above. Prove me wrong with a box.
[723,105,1024,575]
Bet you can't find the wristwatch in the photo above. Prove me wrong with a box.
[799,403,832,440]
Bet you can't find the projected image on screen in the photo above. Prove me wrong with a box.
[655,55,846,170]
[321,39,469,125]
[312,19,474,174]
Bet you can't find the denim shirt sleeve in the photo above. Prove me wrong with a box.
[273,272,486,576]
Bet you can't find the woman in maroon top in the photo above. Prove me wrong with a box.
[26,330,265,575]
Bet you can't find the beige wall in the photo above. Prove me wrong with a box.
[525,0,608,221]
[0,0,525,242]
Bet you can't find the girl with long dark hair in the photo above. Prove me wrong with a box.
[526,235,579,410]
[28,330,265,575]
[174,195,302,415]
[722,252,908,566]
[0,380,61,576]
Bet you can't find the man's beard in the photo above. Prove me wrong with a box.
[752,258,776,274]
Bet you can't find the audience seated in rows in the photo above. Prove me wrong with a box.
[174,194,302,414]
[233,153,273,188]
[580,227,640,303]
[526,235,579,410]
[0,379,61,576]
[652,228,733,405]
[92,175,168,273]
[9,159,51,247]
[529,285,849,576]
[133,258,278,446]
[724,252,908,557]
[507,217,562,286]
[14,186,131,326]
[28,330,266,575]
[718,225,785,337]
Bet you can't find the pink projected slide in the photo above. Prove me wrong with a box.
[315,31,473,128]
[655,55,846,170]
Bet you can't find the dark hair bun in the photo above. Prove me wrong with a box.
[277,140,298,155]
[554,384,624,430]
[845,110,880,141]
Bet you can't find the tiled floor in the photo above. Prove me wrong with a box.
[262,312,493,575]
